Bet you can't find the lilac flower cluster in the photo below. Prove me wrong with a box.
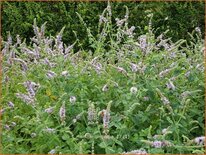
[152,140,172,148]
[88,104,96,124]
[123,149,147,154]
[102,109,110,129]
[46,71,57,79]
[16,93,35,105]
[166,79,176,90]
[194,136,205,145]
[130,62,146,73]
[59,102,66,122]
[45,107,54,114]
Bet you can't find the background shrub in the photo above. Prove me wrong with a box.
[2,1,204,50]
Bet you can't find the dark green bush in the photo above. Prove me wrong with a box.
[2,1,204,50]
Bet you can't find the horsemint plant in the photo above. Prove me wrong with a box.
[1,2,205,154]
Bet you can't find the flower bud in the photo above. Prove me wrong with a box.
[59,102,66,122]
[61,71,69,76]
[162,128,168,134]
[102,84,109,92]
[31,132,37,138]
[45,107,54,114]
[84,133,92,139]
[8,101,14,108]
[48,149,56,154]
[130,87,137,94]
[194,136,205,145]
[10,122,16,127]
[70,96,76,104]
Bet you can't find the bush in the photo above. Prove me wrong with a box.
[2,1,204,50]
[1,2,205,154]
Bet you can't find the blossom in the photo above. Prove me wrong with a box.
[23,81,36,98]
[159,68,171,78]
[153,135,160,139]
[152,140,172,148]
[0,108,5,114]
[84,133,92,139]
[4,124,10,130]
[70,96,76,104]
[123,149,147,154]
[181,91,190,98]
[169,52,177,58]
[61,71,69,76]
[8,101,14,108]
[125,26,135,37]
[143,96,149,101]
[24,81,40,91]
[43,58,56,68]
[195,27,201,34]
[99,15,108,24]
[4,76,10,83]
[46,71,57,79]
[162,128,168,134]
[16,93,35,105]
[45,107,54,114]
[185,71,191,78]
[103,109,110,128]
[194,136,205,145]
[162,141,172,147]
[72,119,77,123]
[48,149,56,154]
[31,132,37,138]
[138,35,147,52]
[76,112,83,120]
[117,66,127,75]
[93,62,102,74]
[152,140,162,148]
[10,122,16,127]
[102,84,109,92]
[65,43,75,54]
[130,87,138,94]
[88,104,96,123]
[115,18,125,27]
[59,102,66,122]
[7,33,12,45]
[166,79,175,90]
[130,63,138,72]
[161,96,170,105]
[13,58,28,71]
[44,128,56,134]
[106,3,112,16]
[164,43,171,50]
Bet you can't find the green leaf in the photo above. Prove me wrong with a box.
[98,142,107,148]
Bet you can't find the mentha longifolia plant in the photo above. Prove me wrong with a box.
[1,2,205,154]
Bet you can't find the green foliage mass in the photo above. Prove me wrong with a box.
[1,3,205,154]
[2,1,204,50]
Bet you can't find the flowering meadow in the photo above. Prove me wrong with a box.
[1,3,205,154]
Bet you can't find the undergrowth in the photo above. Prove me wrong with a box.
[1,2,205,154]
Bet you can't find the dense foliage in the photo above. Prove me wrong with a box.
[2,1,205,50]
[1,2,205,154]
